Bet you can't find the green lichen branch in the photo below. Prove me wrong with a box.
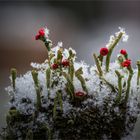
[5,108,20,139]
[137,60,140,85]
[62,72,75,100]
[93,53,116,91]
[53,90,63,119]
[31,70,42,111]
[98,54,103,66]
[46,68,51,98]
[40,124,51,140]
[93,53,103,77]
[125,66,133,102]
[75,67,88,94]
[10,68,17,91]
[68,49,75,81]
[44,39,52,52]
[115,70,123,103]
[106,32,123,72]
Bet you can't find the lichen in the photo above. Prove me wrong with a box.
[1,27,140,140]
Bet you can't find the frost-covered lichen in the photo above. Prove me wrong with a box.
[1,27,140,140]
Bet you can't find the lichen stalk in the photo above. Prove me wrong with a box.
[106,32,123,72]
[125,66,133,102]
[93,53,103,77]
[68,49,75,81]
[41,124,51,140]
[115,70,123,103]
[137,61,140,85]
[10,68,17,91]
[57,90,63,112]
[98,54,103,66]
[46,68,51,98]
[62,72,75,100]
[75,67,88,94]
[45,39,52,52]
[53,94,57,119]
[31,70,42,111]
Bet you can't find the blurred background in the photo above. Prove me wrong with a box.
[1,0,140,139]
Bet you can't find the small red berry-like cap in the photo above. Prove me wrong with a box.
[75,91,86,97]
[121,59,131,68]
[62,59,70,67]
[120,49,127,55]
[51,63,59,70]
[35,34,40,40]
[100,47,109,56]
[38,28,45,36]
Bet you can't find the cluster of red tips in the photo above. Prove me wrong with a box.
[51,59,70,70]
[38,28,45,36]
[35,28,45,40]
[35,34,40,40]
[100,47,109,56]
[51,63,59,70]
[75,91,86,97]
[120,49,127,55]
[62,59,70,67]
[121,59,131,68]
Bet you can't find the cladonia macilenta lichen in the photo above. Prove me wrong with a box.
[1,27,140,140]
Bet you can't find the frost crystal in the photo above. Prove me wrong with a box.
[106,27,129,48]
[44,27,49,37]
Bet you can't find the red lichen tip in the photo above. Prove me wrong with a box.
[100,47,109,56]
[120,49,127,55]
[75,91,86,97]
[62,59,70,67]
[51,63,59,70]
[38,28,45,36]
[121,59,131,68]
[35,34,40,40]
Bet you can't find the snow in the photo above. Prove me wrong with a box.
[6,59,140,115]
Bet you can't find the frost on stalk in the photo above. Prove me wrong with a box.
[2,27,140,140]
[118,27,129,42]
[106,27,128,49]
[44,27,49,37]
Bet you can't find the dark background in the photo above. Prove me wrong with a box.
[1,1,140,138]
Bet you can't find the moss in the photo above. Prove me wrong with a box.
[1,95,138,140]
